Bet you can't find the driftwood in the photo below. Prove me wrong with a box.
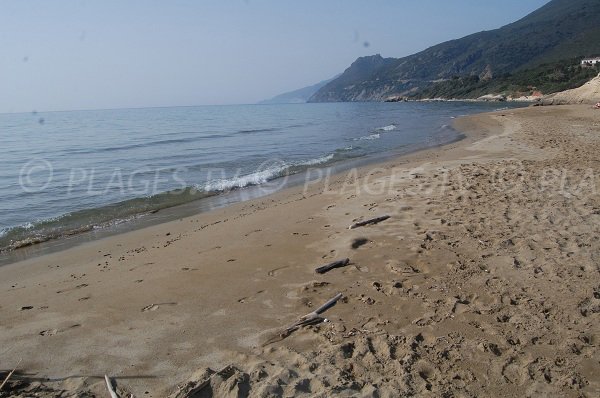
[105,375,119,398]
[349,215,390,229]
[0,359,21,391]
[315,258,349,274]
[263,293,344,346]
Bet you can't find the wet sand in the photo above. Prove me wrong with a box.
[1,105,599,397]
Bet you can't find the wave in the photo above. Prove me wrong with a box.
[377,124,397,131]
[202,153,335,192]
[351,124,396,142]
[61,128,279,156]
[236,128,277,134]
[202,167,284,192]
[62,135,231,155]
[0,187,217,252]
[0,152,345,253]
[354,133,380,141]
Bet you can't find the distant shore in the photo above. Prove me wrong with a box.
[1,105,598,397]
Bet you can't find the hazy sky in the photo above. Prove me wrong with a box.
[1,0,550,113]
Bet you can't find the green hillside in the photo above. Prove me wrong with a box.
[309,0,600,102]
[409,59,600,100]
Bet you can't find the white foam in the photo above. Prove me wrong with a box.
[202,154,335,192]
[354,133,380,141]
[300,153,334,166]
[203,167,283,192]
[378,124,397,131]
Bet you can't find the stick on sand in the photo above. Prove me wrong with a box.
[315,258,350,274]
[105,375,119,398]
[0,358,21,391]
[263,293,344,346]
[349,215,390,229]
[286,293,343,333]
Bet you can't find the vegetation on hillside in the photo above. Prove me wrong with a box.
[409,58,600,99]
[310,0,600,102]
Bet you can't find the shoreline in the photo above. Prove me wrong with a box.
[1,105,598,397]
[0,119,470,266]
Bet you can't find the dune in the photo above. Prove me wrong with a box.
[545,73,600,105]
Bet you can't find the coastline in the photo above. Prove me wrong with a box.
[0,110,473,266]
[1,105,598,397]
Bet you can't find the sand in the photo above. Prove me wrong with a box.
[1,105,599,397]
[545,73,600,105]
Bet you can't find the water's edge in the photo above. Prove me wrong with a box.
[0,128,467,266]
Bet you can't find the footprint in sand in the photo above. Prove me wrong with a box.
[142,304,160,312]
[56,283,89,294]
[198,246,222,255]
[267,266,289,277]
[238,290,265,304]
[141,302,177,312]
[321,249,337,260]
[39,324,80,336]
[299,281,330,293]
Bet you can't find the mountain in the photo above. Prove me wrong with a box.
[309,0,600,102]
[259,76,338,104]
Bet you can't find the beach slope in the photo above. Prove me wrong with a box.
[0,105,599,397]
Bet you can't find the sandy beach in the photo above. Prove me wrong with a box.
[1,105,599,397]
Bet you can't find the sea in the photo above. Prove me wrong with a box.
[0,101,523,262]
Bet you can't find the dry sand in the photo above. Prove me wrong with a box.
[545,73,600,105]
[1,105,599,397]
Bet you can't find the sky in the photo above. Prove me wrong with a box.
[0,0,551,113]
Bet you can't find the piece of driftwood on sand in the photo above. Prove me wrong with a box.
[263,293,344,346]
[315,258,350,274]
[349,215,390,229]
[105,375,119,398]
[0,359,22,392]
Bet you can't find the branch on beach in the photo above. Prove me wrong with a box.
[0,359,22,392]
[105,375,119,398]
[315,258,350,274]
[349,215,390,229]
[263,293,344,346]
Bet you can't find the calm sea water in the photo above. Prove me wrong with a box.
[0,102,521,251]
